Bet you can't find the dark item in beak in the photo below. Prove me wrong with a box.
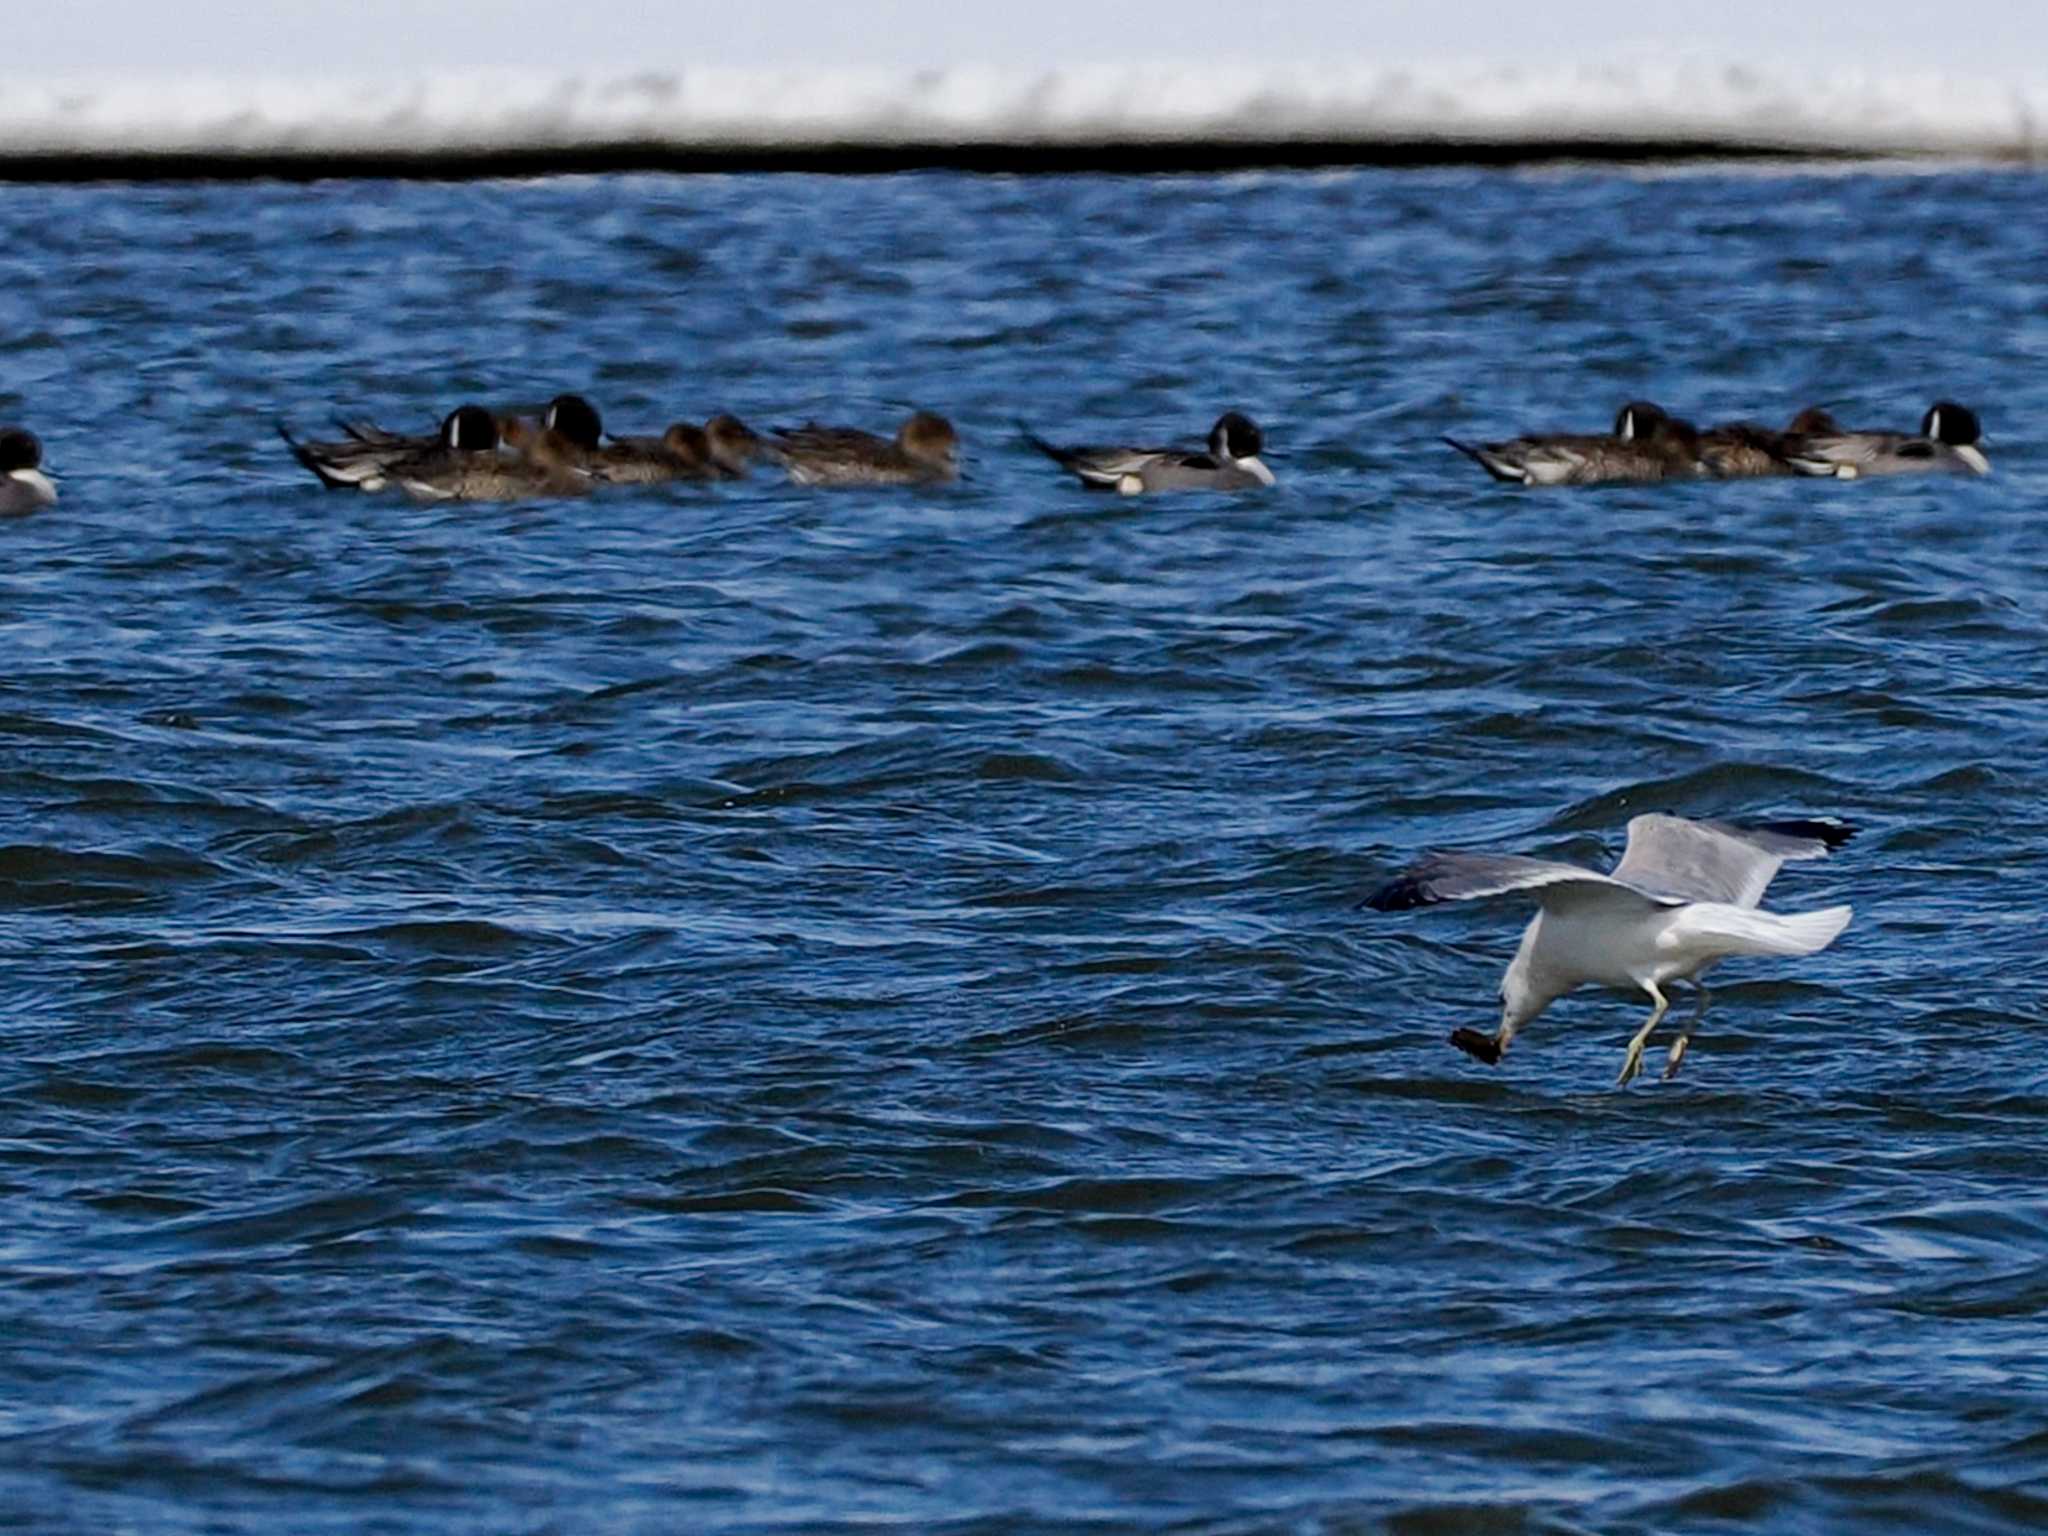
[1450,1027,1503,1065]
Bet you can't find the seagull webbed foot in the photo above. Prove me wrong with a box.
[1617,1041,1648,1087]
[1616,986,1670,1088]
[1662,986,1709,1080]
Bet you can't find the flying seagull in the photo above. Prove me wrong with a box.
[1363,814,1855,1085]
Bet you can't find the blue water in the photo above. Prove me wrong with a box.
[3,166,2047,1533]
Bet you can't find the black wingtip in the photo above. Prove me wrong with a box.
[1759,817,1857,851]
[1359,873,1431,912]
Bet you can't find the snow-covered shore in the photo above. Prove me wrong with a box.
[3,61,2042,167]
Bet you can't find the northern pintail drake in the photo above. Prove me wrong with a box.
[1023,411,1276,495]
[1696,407,1838,479]
[279,420,424,493]
[771,411,960,486]
[1785,401,1989,479]
[388,405,594,503]
[542,393,604,456]
[281,407,514,492]
[1444,401,1703,486]
[0,428,57,515]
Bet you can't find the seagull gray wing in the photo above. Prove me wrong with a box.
[1610,814,1854,908]
[1363,851,1678,912]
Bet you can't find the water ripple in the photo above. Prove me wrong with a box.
[1,166,2046,1533]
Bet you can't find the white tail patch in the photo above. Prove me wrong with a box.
[1669,902,1851,960]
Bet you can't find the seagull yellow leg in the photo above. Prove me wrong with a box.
[1663,985,1711,1080]
[1617,982,1669,1087]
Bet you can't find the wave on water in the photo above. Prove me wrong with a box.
[5,59,2046,166]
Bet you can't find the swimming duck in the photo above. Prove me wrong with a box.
[0,428,56,515]
[542,393,605,456]
[1444,401,1703,486]
[1784,401,1989,478]
[705,414,771,478]
[279,419,428,493]
[387,405,593,502]
[536,394,726,483]
[1023,411,1277,495]
[280,407,517,492]
[1696,406,1838,478]
[772,411,960,486]
[599,423,720,484]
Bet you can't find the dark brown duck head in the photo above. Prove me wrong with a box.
[543,394,604,452]
[705,413,768,476]
[0,425,56,510]
[1613,400,1671,442]
[1207,411,1265,463]
[897,411,960,472]
[525,426,590,472]
[0,427,45,475]
[1614,399,1700,461]
[440,404,501,452]
[1921,401,1982,447]
[1786,406,1844,436]
[661,422,715,471]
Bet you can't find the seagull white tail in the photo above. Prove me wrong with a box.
[1670,903,1852,958]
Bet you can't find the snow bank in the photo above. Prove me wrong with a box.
[3,60,2042,163]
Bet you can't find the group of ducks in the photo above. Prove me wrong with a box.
[0,393,1992,515]
[280,394,1279,501]
[281,395,949,498]
[0,390,1951,1090]
[1447,399,1990,485]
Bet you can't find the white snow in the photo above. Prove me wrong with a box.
[2,59,2044,160]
